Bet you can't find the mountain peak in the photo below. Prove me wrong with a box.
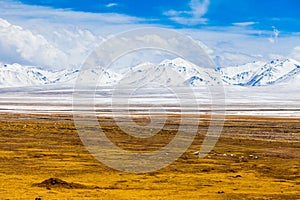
[220,58,300,86]
[160,57,195,68]
[0,57,299,88]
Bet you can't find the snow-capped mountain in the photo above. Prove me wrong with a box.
[0,63,122,88]
[0,63,78,87]
[0,58,299,88]
[119,58,221,87]
[219,58,300,86]
[160,58,222,86]
[76,67,122,86]
[134,58,300,87]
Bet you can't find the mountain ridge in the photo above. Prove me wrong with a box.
[0,58,299,88]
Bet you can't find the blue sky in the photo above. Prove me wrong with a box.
[17,0,300,32]
[0,0,300,69]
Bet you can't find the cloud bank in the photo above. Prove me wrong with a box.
[0,18,70,68]
[0,0,299,71]
[0,0,143,70]
[164,0,210,25]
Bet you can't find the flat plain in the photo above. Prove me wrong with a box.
[0,112,299,199]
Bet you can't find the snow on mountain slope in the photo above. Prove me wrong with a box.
[218,61,265,85]
[0,63,122,88]
[0,63,49,87]
[219,59,300,86]
[76,67,122,86]
[0,58,299,88]
[247,59,300,86]
[159,58,221,86]
[117,58,222,87]
[0,63,78,87]
[124,58,300,87]
[120,62,183,87]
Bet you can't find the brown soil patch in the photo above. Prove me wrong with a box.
[32,178,96,189]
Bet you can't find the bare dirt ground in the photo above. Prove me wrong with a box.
[0,112,299,199]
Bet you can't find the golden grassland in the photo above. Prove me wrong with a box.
[0,113,299,199]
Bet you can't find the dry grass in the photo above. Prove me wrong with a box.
[0,112,299,199]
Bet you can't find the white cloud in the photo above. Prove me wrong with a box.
[0,0,299,70]
[106,3,118,8]
[190,0,210,17]
[0,18,69,69]
[183,28,300,66]
[290,46,300,61]
[269,26,280,43]
[164,0,210,25]
[232,22,257,27]
[168,16,208,25]
[0,0,141,27]
[0,0,143,69]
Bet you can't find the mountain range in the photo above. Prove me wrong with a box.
[0,58,299,88]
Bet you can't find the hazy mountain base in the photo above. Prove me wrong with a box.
[0,113,299,199]
[0,84,300,117]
